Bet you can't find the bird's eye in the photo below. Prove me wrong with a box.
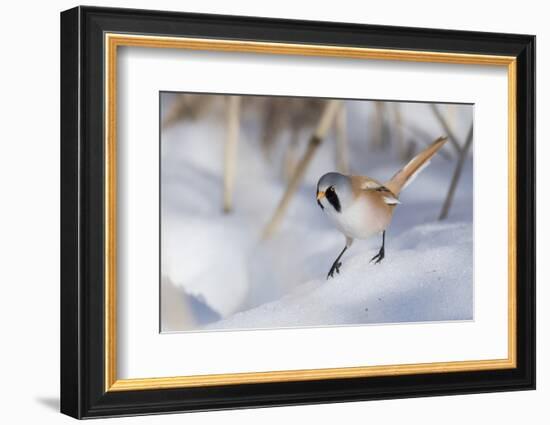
[328,186,335,192]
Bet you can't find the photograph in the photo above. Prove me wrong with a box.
[160,93,474,332]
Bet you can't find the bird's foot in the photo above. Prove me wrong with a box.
[370,247,385,265]
[327,261,342,279]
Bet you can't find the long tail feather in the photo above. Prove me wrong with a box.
[385,136,447,195]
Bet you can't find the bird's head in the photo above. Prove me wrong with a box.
[316,172,352,213]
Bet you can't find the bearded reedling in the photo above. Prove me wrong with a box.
[316,137,447,279]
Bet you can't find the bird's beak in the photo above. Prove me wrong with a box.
[316,191,325,200]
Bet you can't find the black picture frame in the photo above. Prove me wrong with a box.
[61,5,535,419]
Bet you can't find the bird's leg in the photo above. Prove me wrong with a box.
[327,237,353,280]
[370,231,386,264]
[327,245,348,279]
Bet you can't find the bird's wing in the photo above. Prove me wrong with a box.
[350,176,400,205]
[351,175,383,191]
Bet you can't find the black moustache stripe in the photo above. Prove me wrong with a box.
[325,189,341,213]
[317,199,324,210]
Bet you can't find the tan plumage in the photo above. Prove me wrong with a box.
[316,136,447,279]
[348,176,397,236]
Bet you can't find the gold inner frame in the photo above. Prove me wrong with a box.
[104,33,517,392]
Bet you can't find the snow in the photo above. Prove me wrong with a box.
[160,94,474,332]
[207,221,473,330]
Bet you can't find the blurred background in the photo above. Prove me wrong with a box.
[160,93,474,332]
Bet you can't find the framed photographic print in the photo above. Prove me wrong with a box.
[60,6,535,419]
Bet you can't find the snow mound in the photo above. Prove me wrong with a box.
[207,221,473,330]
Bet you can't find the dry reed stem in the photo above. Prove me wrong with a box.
[335,103,349,174]
[223,96,241,213]
[438,123,474,220]
[262,100,341,239]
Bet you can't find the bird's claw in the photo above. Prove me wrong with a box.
[327,261,342,279]
[370,249,385,265]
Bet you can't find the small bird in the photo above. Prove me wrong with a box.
[316,136,447,279]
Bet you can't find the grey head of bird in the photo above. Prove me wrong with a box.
[316,172,353,213]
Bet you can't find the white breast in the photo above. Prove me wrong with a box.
[324,197,386,240]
